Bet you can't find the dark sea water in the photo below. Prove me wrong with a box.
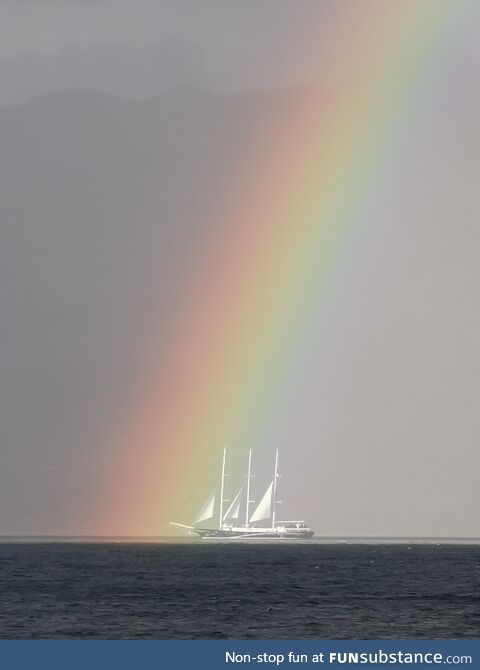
[0,542,479,639]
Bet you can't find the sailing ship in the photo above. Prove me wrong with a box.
[170,449,314,540]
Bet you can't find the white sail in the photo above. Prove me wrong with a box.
[195,489,216,525]
[249,481,273,523]
[223,486,243,522]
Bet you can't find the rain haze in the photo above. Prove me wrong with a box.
[0,1,479,537]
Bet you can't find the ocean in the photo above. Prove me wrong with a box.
[0,541,478,639]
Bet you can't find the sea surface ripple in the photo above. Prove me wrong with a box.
[0,543,479,639]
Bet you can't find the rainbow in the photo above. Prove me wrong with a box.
[96,1,467,535]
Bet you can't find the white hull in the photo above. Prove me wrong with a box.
[195,524,314,540]
[201,534,314,541]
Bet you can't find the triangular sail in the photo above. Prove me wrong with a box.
[195,488,216,525]
[223,486,243,522]
[249,481,273,523]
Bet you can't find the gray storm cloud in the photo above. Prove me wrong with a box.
[0,1,479,536]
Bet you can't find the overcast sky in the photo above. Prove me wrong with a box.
[0,2,479,536]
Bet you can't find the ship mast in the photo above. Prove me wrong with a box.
[218,449,227,530]
[245,448,252,526]
[219,447,227,531]
[272,448,279,530]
